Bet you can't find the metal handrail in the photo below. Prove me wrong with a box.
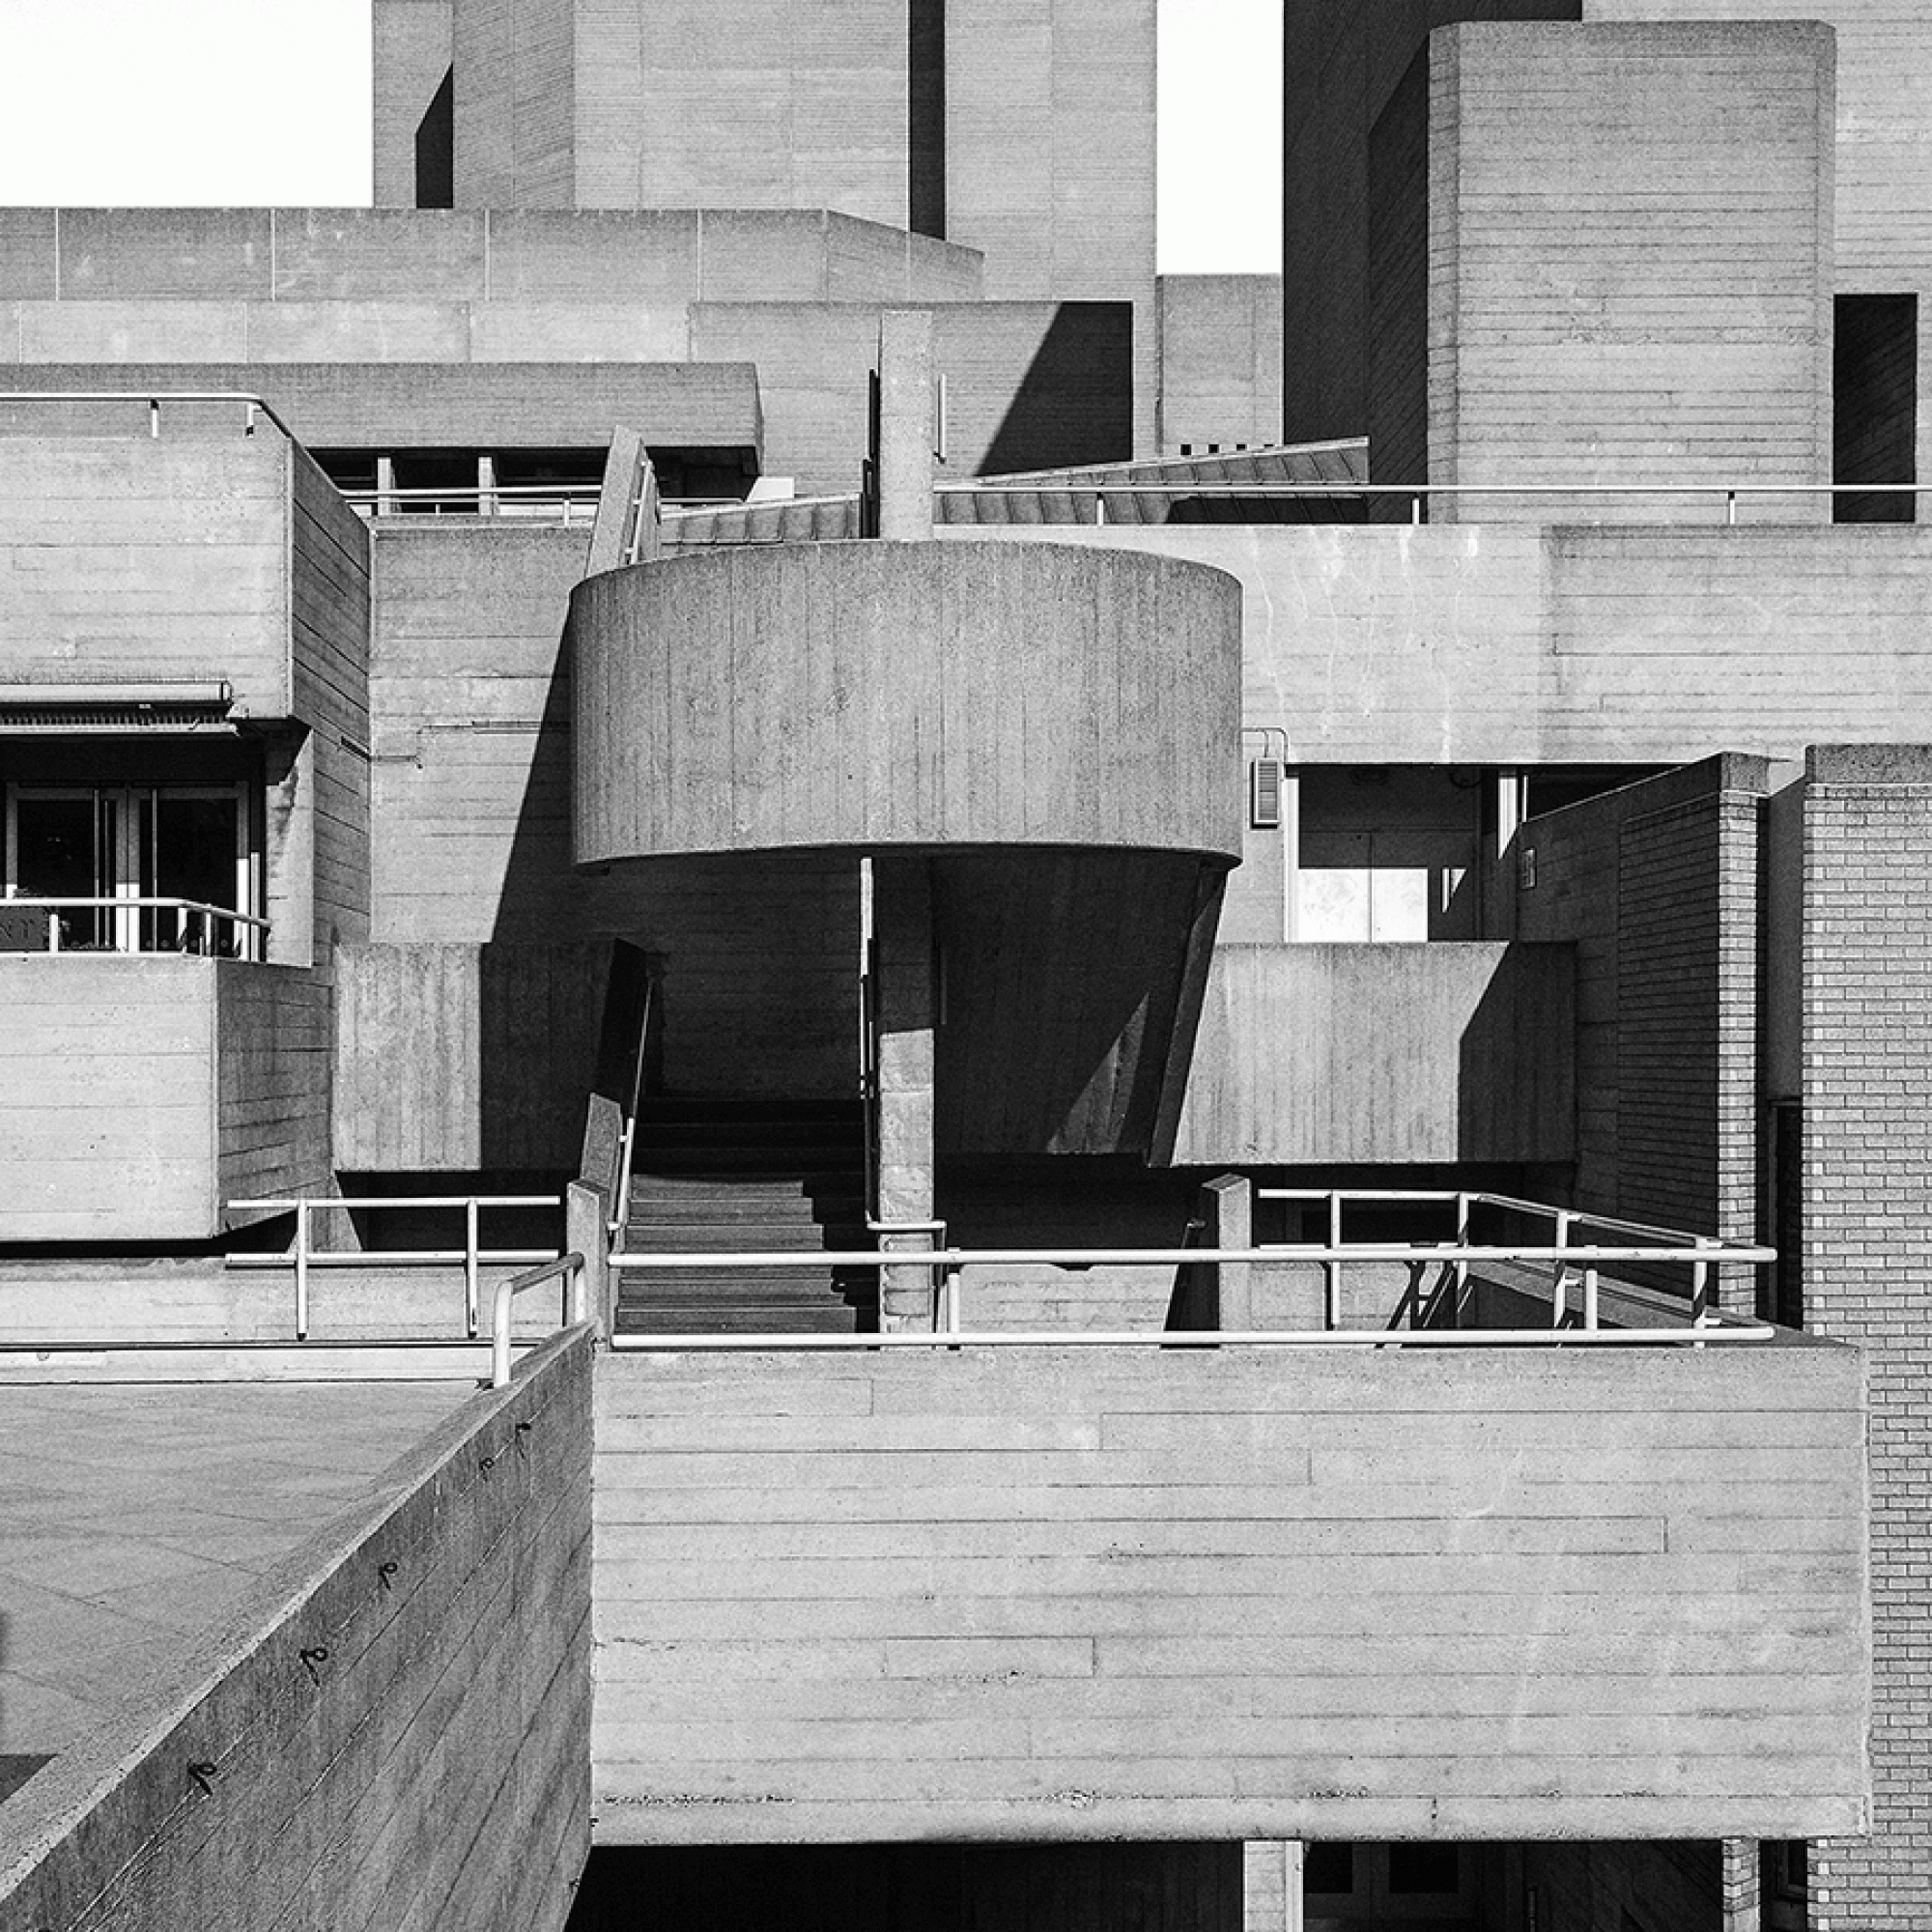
[0,389,298,440]
[7,895,269,924]
[610,1324,1775,1352]
[339,484,604,502]
[492,1252,586,1388]
[1257,1187,1741,1328]
[936,478,1929,527]
[610,1237,1773,1340]
[3,895,270,959]
[611,975,656,1242]
[225,1192,562,1341]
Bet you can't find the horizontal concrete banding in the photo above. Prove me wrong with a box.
[571,542,1244,861]
[0,360,761,457]
[590,1339,1866,1845]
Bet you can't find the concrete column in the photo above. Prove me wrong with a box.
[872,854,936,1331]
[1199,1173,1252,1330]
[564,1180,610,1340]
[1243,1841,1304,1932]
[877,309,935,540]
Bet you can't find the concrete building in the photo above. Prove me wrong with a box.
[0,4,1922,1929]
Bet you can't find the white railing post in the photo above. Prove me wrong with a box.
[1583,1264,1600,1332]
[1692,1236,1713,1327]
[1552,1208,1572,1327]
[465,1197,481,1339]
[1325,1191,1343,1330]
[295,1199,310,1341]
[1454,1190,1471,1311]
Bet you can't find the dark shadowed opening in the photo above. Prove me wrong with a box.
[415,66,454,210]
[1834,293,1917,523]
[908,0,946,239]
[978,304,1135,476]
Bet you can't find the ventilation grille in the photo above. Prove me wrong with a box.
[0,704,234,734]
[1249,756,1283,830]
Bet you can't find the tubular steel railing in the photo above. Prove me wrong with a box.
[338,485,603,525]
[935,479,1931,526]
[1,896,270,960]
[607,1237,1775,1350]
[1257,1186,1745,1332]
[0,389,299,440]
[226,1193,560,1341]
[491,1253,587,1388]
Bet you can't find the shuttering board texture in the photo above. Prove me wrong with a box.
[1155,277,1284,458]
[945,0,1157,453]
[292,450,374,951]
[1,361,759,457]
[1281,3,1583,446]
[454,0,575,209]
[367,528,857,1121]
[333,941,609,1170]
[1802,747,1932,1930]
[572,1,909,230]
[1516,759,1764,1310]
[1583,2,1932,288]
[373,0,453,208]
[688,300,1133,497]
[0,208,981,307]
[1173,941,1576,1166]
[572,543,1242,862]
[215,964,334,1210]
[590,1343,1866,1845]
[945,524,1932,767]
[0,958,217,1241]
[0,435,290,714]
[1424,23,1833,520]
[0,1330,595,1932]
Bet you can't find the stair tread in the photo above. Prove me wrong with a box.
[614,1094,873,1334]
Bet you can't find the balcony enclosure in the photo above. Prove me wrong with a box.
[2,778,260,958]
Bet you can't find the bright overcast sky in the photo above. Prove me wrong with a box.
[0,0,1280,274]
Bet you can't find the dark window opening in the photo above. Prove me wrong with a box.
[392,450,481,515]
[1304,1843,1356,1895]
[415,66,454,210]
[1834,293,1918,523]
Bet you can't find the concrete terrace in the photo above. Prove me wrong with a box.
[0,1378,475,1803]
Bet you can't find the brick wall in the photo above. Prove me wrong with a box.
[1802,743,1932,1930]
[1517,757,1766,1306]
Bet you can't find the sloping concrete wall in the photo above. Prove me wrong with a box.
[0,1328,595,1931]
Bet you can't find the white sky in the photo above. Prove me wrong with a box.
[0,0,1281,274]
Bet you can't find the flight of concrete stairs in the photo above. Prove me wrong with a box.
[615,1097,875,1334]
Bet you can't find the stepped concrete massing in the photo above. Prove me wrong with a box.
[0,4,1925,1930]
